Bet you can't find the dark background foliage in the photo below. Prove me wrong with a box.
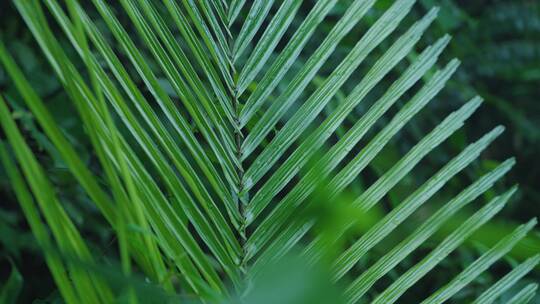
[0,0,539,302]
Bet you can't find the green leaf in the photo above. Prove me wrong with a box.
[421,219,537,304]
[0,260,22,304]
[0,95,114,303]
[1,0,537,302]
[246,34,451,221]
[370,189,525,304]
[245,59,461,261]
[342,159,515,299]
[0,142,79,304]
[228,0,247,25]
[236,0,303,88]
[242,0,417,159]
[507,284,538,304]
[328,125,506,278]
[238,0,364,124]
[472,255,540,304]
[0,41,116,225]
[233,0,275,61]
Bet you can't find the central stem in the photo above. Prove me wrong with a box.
[228,37,248,278]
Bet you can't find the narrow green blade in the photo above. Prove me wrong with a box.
[473,255,540,304]
[236,0,302,87]
[246,35,451,221]
[233,0,275,60]
[370,190,521,304]
[242,0,418,160]
[342,159,515,299]
[245,60,461,261]
[508,284,538,304]
[420,219,537,304]
[239,0,368,124]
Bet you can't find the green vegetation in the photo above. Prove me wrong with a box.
[0,0,538,303]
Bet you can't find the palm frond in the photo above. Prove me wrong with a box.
[0,0,537,303]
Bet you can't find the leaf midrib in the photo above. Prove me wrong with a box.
[227,15,249,277]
